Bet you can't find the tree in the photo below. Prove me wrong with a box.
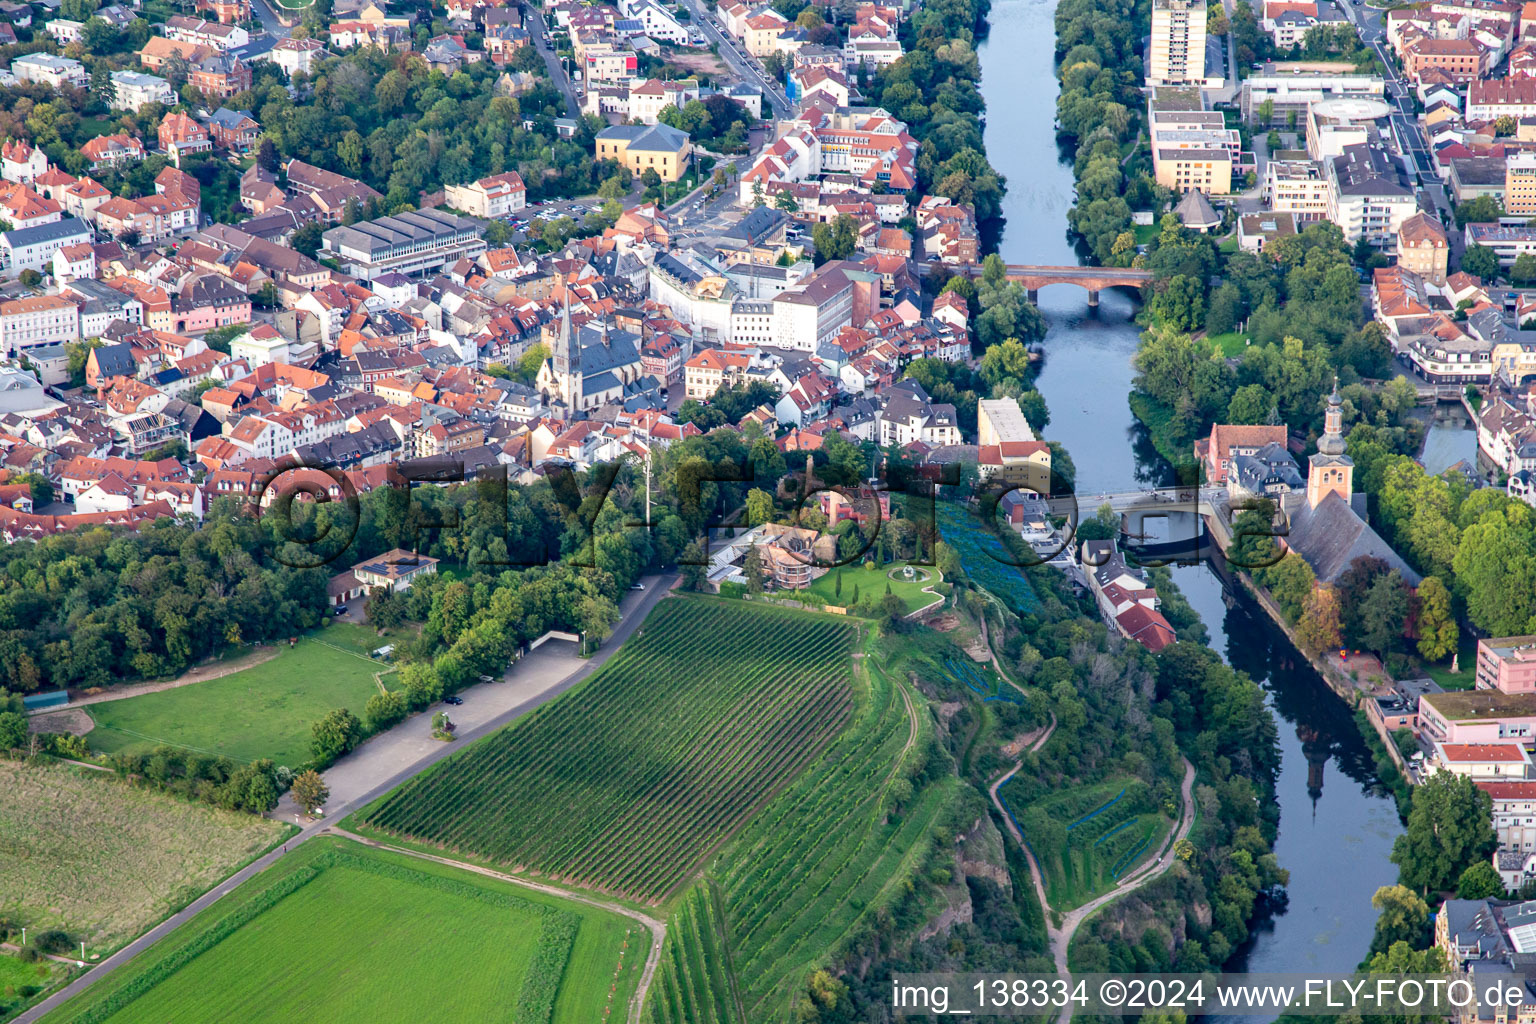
[1257,553,1314,622]
[1295,588,1342,655]
[1515,252,1536,286]
[1226,383,1274,425]
[484,220,513,246]
[1205,282,1241,336]
[1359,570,1409,655]
[311,707,362,765]
[774,190,799,214]
[745,488,775,526]
[291,221,325,259]
[290,769,330,814]
[1390,770,1496,893]
[1453,505,1536,637]
[1455,194,1503,228]
[1457,861,1506,900]
[512,343,550,385]
[1368,885,1429,955]
[0,710,25,751]
[743,546,765,593]
[256,138,278,172]
[1414,575,1458,663]
[1461,243,1499,281]
[811,214,858,263]
[364,689,407,731]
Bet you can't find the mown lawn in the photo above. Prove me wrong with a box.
[40,838,644,1024]
[1421,634,1478,691]
[0,760,285,951]
[803,562,946,614]
[88,636,389,767]
[1205,331,1252,356]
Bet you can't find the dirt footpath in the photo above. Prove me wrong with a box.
[61,646,282,709]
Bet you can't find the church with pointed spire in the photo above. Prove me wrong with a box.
[1278,379,1421,587]
[1305,380,1353,510]
[534,299,649,414]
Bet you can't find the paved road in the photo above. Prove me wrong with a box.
[248,0,293,40]
[529,7,581,119]
[677,0,790,118]
[15,574,678,1024]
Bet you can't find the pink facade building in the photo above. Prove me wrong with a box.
[1419,690,1536,748]
[1477,636,1536,693]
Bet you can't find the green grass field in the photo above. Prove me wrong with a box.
[0,954,61,1021]
[1421,634,1478,691]
[802,563,946,614]
[1003,777,1172,910]
[644,642,953,1021]
[1204,331,1253,356]
[40,838,645,1024]
[0,760,285,951]
[87,635,390,767]
[360,598,858,903]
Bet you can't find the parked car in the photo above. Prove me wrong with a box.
[333,606,347,616]
[443,695,464,705]
[630,583,645,591]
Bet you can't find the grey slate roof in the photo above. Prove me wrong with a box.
[596,122,690,153]
[1174,188,1220,228]
[1284,490,1422,585]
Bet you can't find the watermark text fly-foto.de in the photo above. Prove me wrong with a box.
[888,973,1516,1016]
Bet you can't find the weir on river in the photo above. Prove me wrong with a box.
[972,0,1402,1003]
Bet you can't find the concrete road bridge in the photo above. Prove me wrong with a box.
[1033,487,1224,520]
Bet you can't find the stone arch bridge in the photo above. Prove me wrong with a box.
[950,264,1153,306]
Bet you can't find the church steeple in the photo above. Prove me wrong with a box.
[1306,376,1353,508]
[554,295,573,378]
[1318,376,1345,456]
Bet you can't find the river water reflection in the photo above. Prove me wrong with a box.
[975,0,1403,995]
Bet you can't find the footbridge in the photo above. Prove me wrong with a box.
[1036,487,1224,520]
[949,264,1153,306]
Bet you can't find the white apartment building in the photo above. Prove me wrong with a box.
[727,268,854,351]
[1150,0,1207,85]
[0,218,91,276]
[110,71,176,111]
[1265,159,1332,221]
[0,295,80,355]
[1326,144,1417,249]
[443,171,527,218]
[627,78,700,124]
[12,53,87,89]
[623,0,690,43]
[45,18,83,43]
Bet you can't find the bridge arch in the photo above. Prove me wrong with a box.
[999,265,1152,307]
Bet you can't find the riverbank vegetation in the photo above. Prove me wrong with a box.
[1055,0,1153,263]
[1129,221,1421,473]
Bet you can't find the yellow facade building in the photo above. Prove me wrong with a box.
[595,123,692,182]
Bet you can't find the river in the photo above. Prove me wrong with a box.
[975,0,1403,993]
